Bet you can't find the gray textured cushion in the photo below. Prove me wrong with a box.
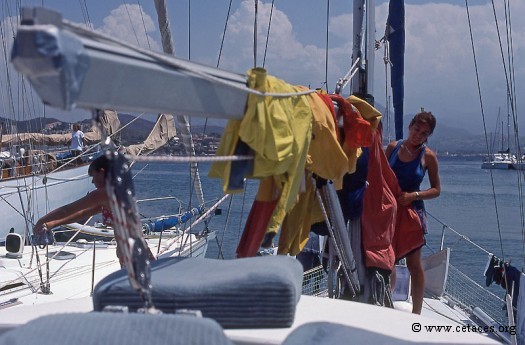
[0,312,232,345]
[93,256,303,328]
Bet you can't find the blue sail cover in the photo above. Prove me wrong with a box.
[388,0,405,140]
[143,206,204,232]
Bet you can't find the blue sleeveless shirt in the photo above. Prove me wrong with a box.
[388,140,426,193]
[389,140,430,241]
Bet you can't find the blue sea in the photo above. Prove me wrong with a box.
[132,156,524,295]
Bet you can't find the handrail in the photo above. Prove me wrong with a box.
[427,211,492,255]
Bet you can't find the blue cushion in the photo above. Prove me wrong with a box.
[93,256,303,328]
[0,312,232,345]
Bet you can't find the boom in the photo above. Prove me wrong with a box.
[11,7,248,119]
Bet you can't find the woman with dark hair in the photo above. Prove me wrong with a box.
[33,155,111,234]
[385,111,441,314]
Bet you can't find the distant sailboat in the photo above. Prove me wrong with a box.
[481,109,516,170]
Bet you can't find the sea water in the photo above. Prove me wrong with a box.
[132,157,524,296]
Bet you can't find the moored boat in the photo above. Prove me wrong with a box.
[481,152,516,170]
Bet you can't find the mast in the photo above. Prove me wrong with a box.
[153,0,205,206]
[387,0,405,140]
[506,107,510,153]
[352,0,375,105]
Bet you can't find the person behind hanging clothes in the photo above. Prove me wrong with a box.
[385,111,441,314]
[70,123,84,165]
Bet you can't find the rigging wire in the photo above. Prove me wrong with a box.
[488,0,525,269]
[121,1,141,47]
[324,0,330,92]
[136,0,152,50]
[253,0,258,67]
[464,0,505,262]
[501,0,525,269]
[214,0,251,249]
[78,0,93,29]
[216,0,233,68]
[262,0,275,68]
[188,0,191,60]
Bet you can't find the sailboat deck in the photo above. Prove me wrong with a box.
[225,295,501,345]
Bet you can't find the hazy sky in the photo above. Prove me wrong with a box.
[0,0,522,135]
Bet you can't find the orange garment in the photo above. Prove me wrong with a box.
[347,95,382,129]
[393,205,424,261]
[329,94,372,149]
[361,126,398,271]
[344,95,383,174]
[315,92,340,142]
[327,94,376,174]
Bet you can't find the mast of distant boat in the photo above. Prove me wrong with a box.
[153,0,205,208]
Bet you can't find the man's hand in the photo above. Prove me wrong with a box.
[31,223,54,247]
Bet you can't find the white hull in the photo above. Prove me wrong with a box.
[0,165,92,241]
[481,153,516,170]
[481,161,515,170]
[0,231,214,321]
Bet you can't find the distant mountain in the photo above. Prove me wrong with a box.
[117,114,226,144]
[117,114,157,144]
[0,116,67,132]
[379,113,525,155]
[2,114,522,155]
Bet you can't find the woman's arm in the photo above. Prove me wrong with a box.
[34,188,109,232]
[385,141,398,159]
[418,148,440,200]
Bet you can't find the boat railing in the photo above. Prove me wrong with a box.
[300,211,511,330]
[302,265,329,297]
[425,212,510,327]
[0,147,96,180]
[445,264,508,327]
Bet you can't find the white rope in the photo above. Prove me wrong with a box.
[125,154,253,163]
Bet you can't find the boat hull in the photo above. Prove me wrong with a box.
[481,152,516,170]
[0,165,92,241]
[0,231,214,320]
[481,161,515,170]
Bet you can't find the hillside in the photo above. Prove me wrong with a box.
[1,114,521,155]
[381,114,524,155]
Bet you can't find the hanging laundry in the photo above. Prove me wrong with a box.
[484,254,499,287]
[236,178,278,258]
[361,124,398,271]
